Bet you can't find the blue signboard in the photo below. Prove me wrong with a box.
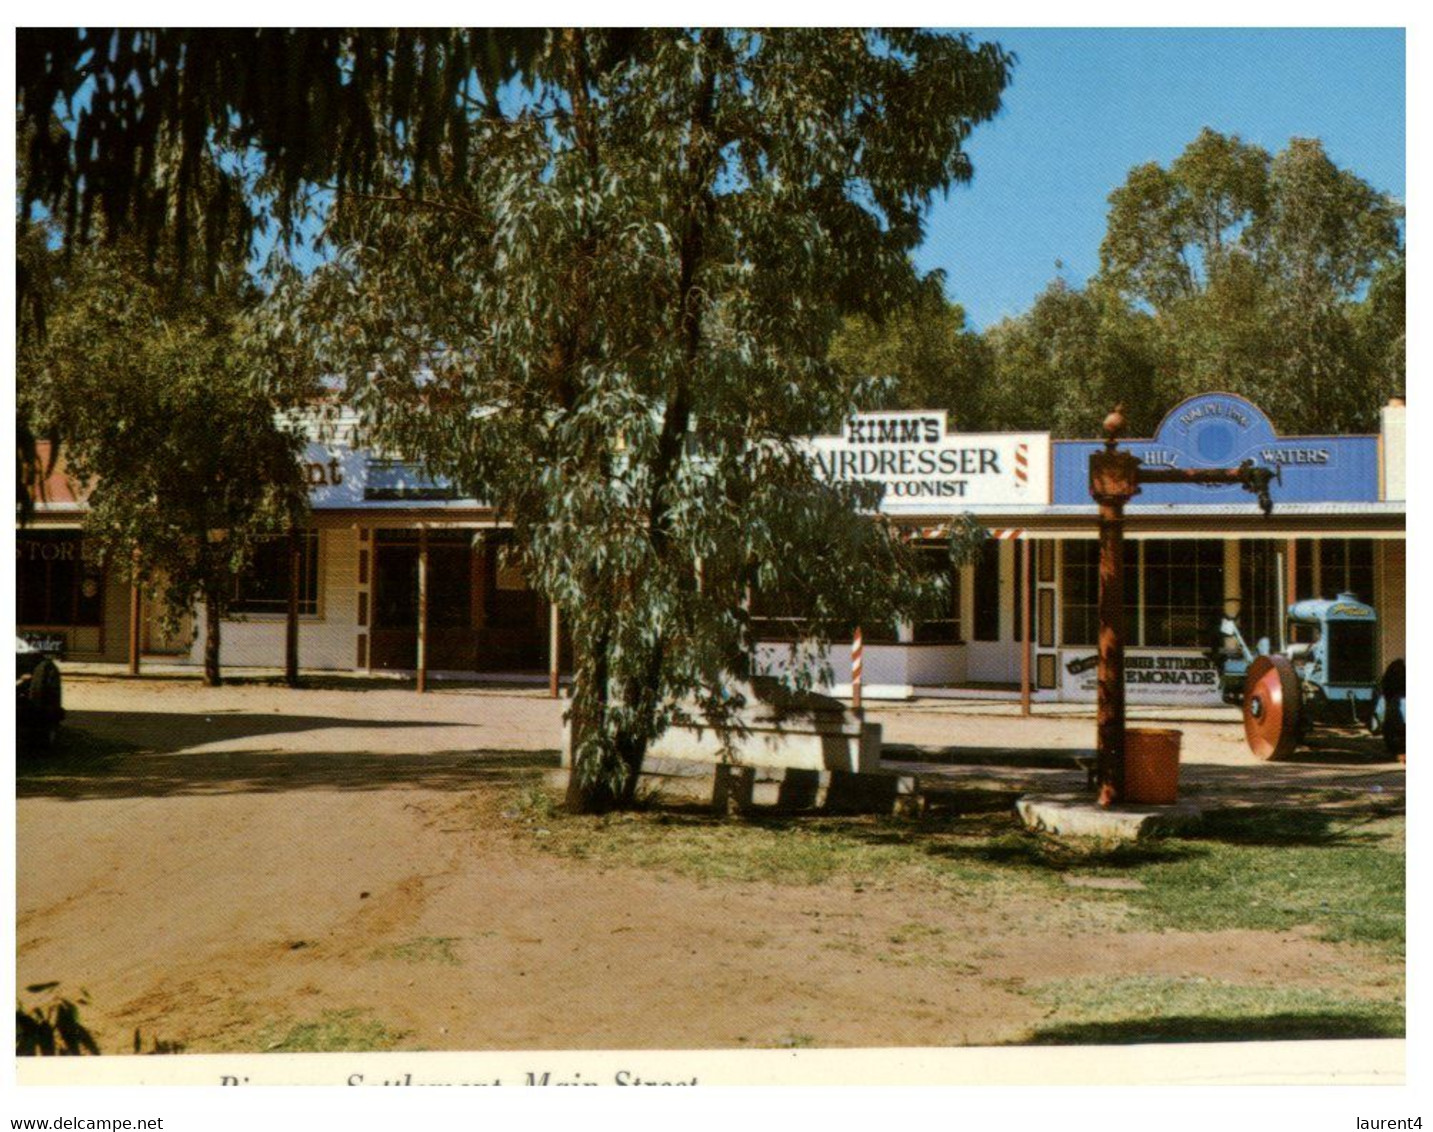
[1052,393,1379,505]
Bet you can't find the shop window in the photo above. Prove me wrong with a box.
[749,591,895,644]
[482,533,531,630]
[913,548,961,643]
[1295,539,1315,601]
[233,531,319,616]
[374,542,418,629]
[1060,540,1138,647]
[430,539,475,628]
[748,585,803,642]
[972,541,1001,642]
[372,530,475,629]
[16,531,104,627]
[1318,539,1374,603]
[1238,541,1285,647]
[1143,539,1223,648]
[749,573,899,644]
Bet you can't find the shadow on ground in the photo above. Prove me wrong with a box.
[16,740,559,800]
[1016,1011,1404,1045]
[65,671,555,695]
[49,708,475,758]
[580,788,1400,870]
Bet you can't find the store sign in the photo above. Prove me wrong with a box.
[301,444,483,508]
[304,444,368,508]
[16,537,87,562]
[806,411,1050,512]
[1059,648,1225,706]
[1051,393,1379,505]
[19,631,66,657]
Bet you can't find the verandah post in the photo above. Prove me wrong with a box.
[285,525,301,688]
[1020,538,1032,716]
[549,601,561,698]
[416,525,429,693]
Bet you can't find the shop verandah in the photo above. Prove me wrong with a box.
[18,393,1405,702]
[20,513,1404,705]
[756,514,1404,707]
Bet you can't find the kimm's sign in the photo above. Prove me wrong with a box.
[806,411,1050,512]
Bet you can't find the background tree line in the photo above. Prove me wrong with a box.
[835,128,1404,438]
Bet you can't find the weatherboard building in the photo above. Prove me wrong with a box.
[18,392,1406,707]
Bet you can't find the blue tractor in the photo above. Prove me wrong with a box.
[1210,593,1404,760]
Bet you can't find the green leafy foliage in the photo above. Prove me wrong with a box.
[21,243,308,684]
[981,278,1167,437]
[262,29,1010,811]
[17,29,551,278]
[1097,129,1403,433]
[829,276,996,426]
[16,982,100,1056]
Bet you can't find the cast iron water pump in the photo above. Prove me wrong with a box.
[1088,406,1279,805]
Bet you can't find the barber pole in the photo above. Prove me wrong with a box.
[1015,442,1029,488]
[851,626,864,711]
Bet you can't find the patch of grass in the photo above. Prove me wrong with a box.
[506,781,559,824]
[369,936,462,966]
[1121,814,1405,957]
[1015,976,1404,1044]
[887,921,945,947]
[497,785,1404,961]
[498,785,1063,900]
[252,1009,407,1053]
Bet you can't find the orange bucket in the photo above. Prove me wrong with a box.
[1122,728,1182,805]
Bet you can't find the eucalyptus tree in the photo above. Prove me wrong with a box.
[18,29,549,277]
[981,278,1164,438]
[258,28,1010,811]
[16,216,61,522]
[1097,128,1403,432]
[829,276,997,428]
[22,245,308,686]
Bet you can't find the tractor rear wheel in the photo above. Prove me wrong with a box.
[1243,655,1302,761]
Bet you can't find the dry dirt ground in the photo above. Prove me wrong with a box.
[15,674,1404,1054]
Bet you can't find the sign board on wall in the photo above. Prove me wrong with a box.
[302,443,368,508]
[806,411,1050,512]
[1051,393,1379,505]
[1059,648,1225,707]
[301,444,481,509]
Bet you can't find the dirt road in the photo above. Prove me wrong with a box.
[16,675,1403,1054]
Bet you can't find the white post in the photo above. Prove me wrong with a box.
[851,626,863,711]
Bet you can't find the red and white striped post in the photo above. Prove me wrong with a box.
[851,626,864,711]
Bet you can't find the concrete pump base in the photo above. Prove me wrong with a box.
[1016,792,1203,840]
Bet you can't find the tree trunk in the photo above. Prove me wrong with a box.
[565,672,660,814]
[565,621,614,814]
[203,593,223,687]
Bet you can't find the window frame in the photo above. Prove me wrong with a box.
[16,531,105,628]
[230,530,322,619]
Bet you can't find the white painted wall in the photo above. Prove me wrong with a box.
[754,640,966,696]
[1381,400,1405,501]
[181,523,361,671]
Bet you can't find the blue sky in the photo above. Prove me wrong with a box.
[915,27,1407,329]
